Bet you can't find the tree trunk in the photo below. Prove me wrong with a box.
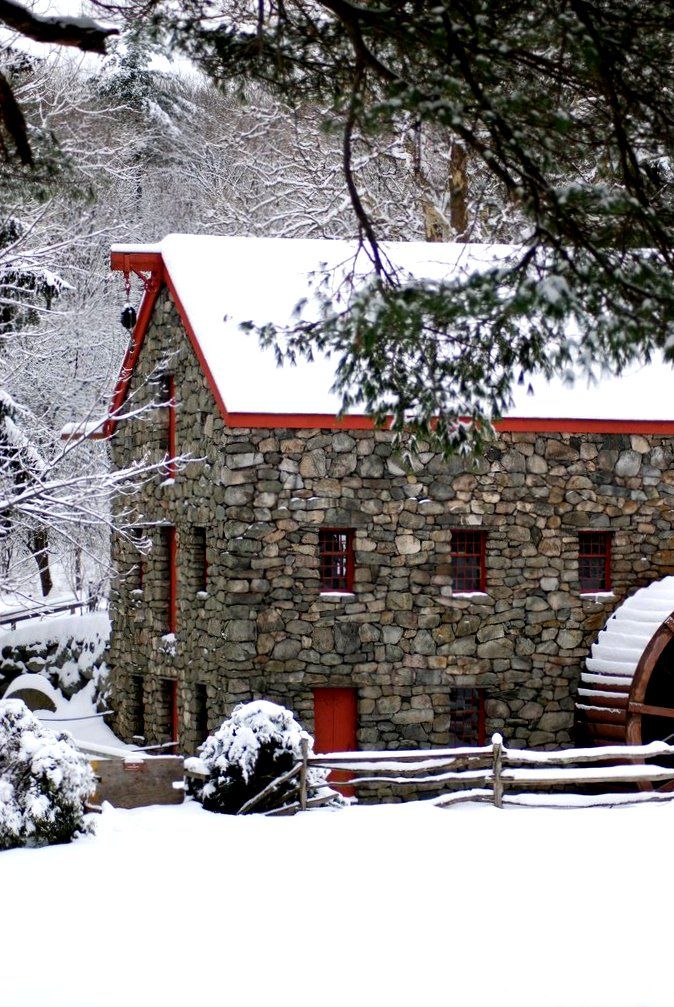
[449,140,469,239]
[30,528,52,597]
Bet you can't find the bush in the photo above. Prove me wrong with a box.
[188,700,333,814]
[0,699,95,850]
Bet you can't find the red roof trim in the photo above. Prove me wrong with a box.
[105,265,163,436]
[496,417,674,434]
[225,412,674,434]
[226,412,384,430]
[108,249,674,439]
[110,249,162,273]
[107,250,230,433]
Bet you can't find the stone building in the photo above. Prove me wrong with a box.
[106,235,674,757]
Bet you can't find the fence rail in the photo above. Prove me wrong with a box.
[0,595,102,630]
[301,734,674,810]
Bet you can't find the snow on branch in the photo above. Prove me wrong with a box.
[0,0,118,54]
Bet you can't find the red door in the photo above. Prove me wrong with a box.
[313,688,357,796]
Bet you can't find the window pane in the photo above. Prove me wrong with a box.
[158,678,177,745]
[129,675,145,740]
[449,688,485,745]
[195,683,209,745]
[194,527,207,592]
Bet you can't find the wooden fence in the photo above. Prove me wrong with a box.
[299,734,674,811]
[129,735,674,815]
[0,594,101,630]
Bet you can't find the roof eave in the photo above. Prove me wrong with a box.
[110,249,163,274]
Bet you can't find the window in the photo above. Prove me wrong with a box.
[129,674,145,741]
[159,678,178,747]
[578,531,612,592]
[158,525,177,633]
[129,527,145,592]
[319,529,354,592]
[449,688,485,746]
[194,527,208,593]
[157,374,176,478]
[451,529,487,593]
[195,683,209,745]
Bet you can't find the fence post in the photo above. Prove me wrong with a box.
[299,736,308,812]
[492,733,504,809]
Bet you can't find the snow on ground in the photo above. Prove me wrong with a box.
[3,676,132,753]
[2,798,673,1006]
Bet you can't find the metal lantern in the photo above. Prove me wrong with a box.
[120,303,137,330]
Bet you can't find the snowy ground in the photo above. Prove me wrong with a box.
[2,798,672,1007]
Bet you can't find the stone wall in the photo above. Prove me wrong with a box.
[0,611,110,699]
[108,287,674,755]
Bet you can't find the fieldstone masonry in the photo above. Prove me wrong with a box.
[108,288,674,754]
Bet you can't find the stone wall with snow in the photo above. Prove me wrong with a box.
[0,611,110,700]
[108,288,674,753]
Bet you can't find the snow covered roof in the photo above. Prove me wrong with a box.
[583,577,674,692]
[111,234,674,423]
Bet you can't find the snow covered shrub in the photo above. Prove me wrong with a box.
[188,700,334,814]
[0,699,95,850]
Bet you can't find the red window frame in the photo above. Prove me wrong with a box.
[160,525,177,633]
[578,531,612,592]
[449,688,486,746]
[318,529,355,592]
[158,374,176,479]
[451,529,487,593]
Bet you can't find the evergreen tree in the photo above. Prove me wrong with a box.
[160,0,674,451]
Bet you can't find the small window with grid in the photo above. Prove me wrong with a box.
[158,526,177,633]
[578,531,612,592]
[156,374,172,405]
[449,688,485,746]
[129,527,145,593]
[195,683,209,746]
[451,529,487,593]
[319,529,355,593]
[129,674,145,741]
[158,678,178,746]
[194,527,208,593]
[156,374,176,477]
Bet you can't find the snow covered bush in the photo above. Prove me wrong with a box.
[188,700,334,814]
[0,699,95,850]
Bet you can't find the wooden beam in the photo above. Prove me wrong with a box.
[110,250,163,273]
[577,706,627,725]
[628,702,674,720]
[576,721,626,742]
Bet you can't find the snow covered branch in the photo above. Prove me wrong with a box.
[0,0,117,54]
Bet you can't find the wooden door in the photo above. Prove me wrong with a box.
[313,688,357,796]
